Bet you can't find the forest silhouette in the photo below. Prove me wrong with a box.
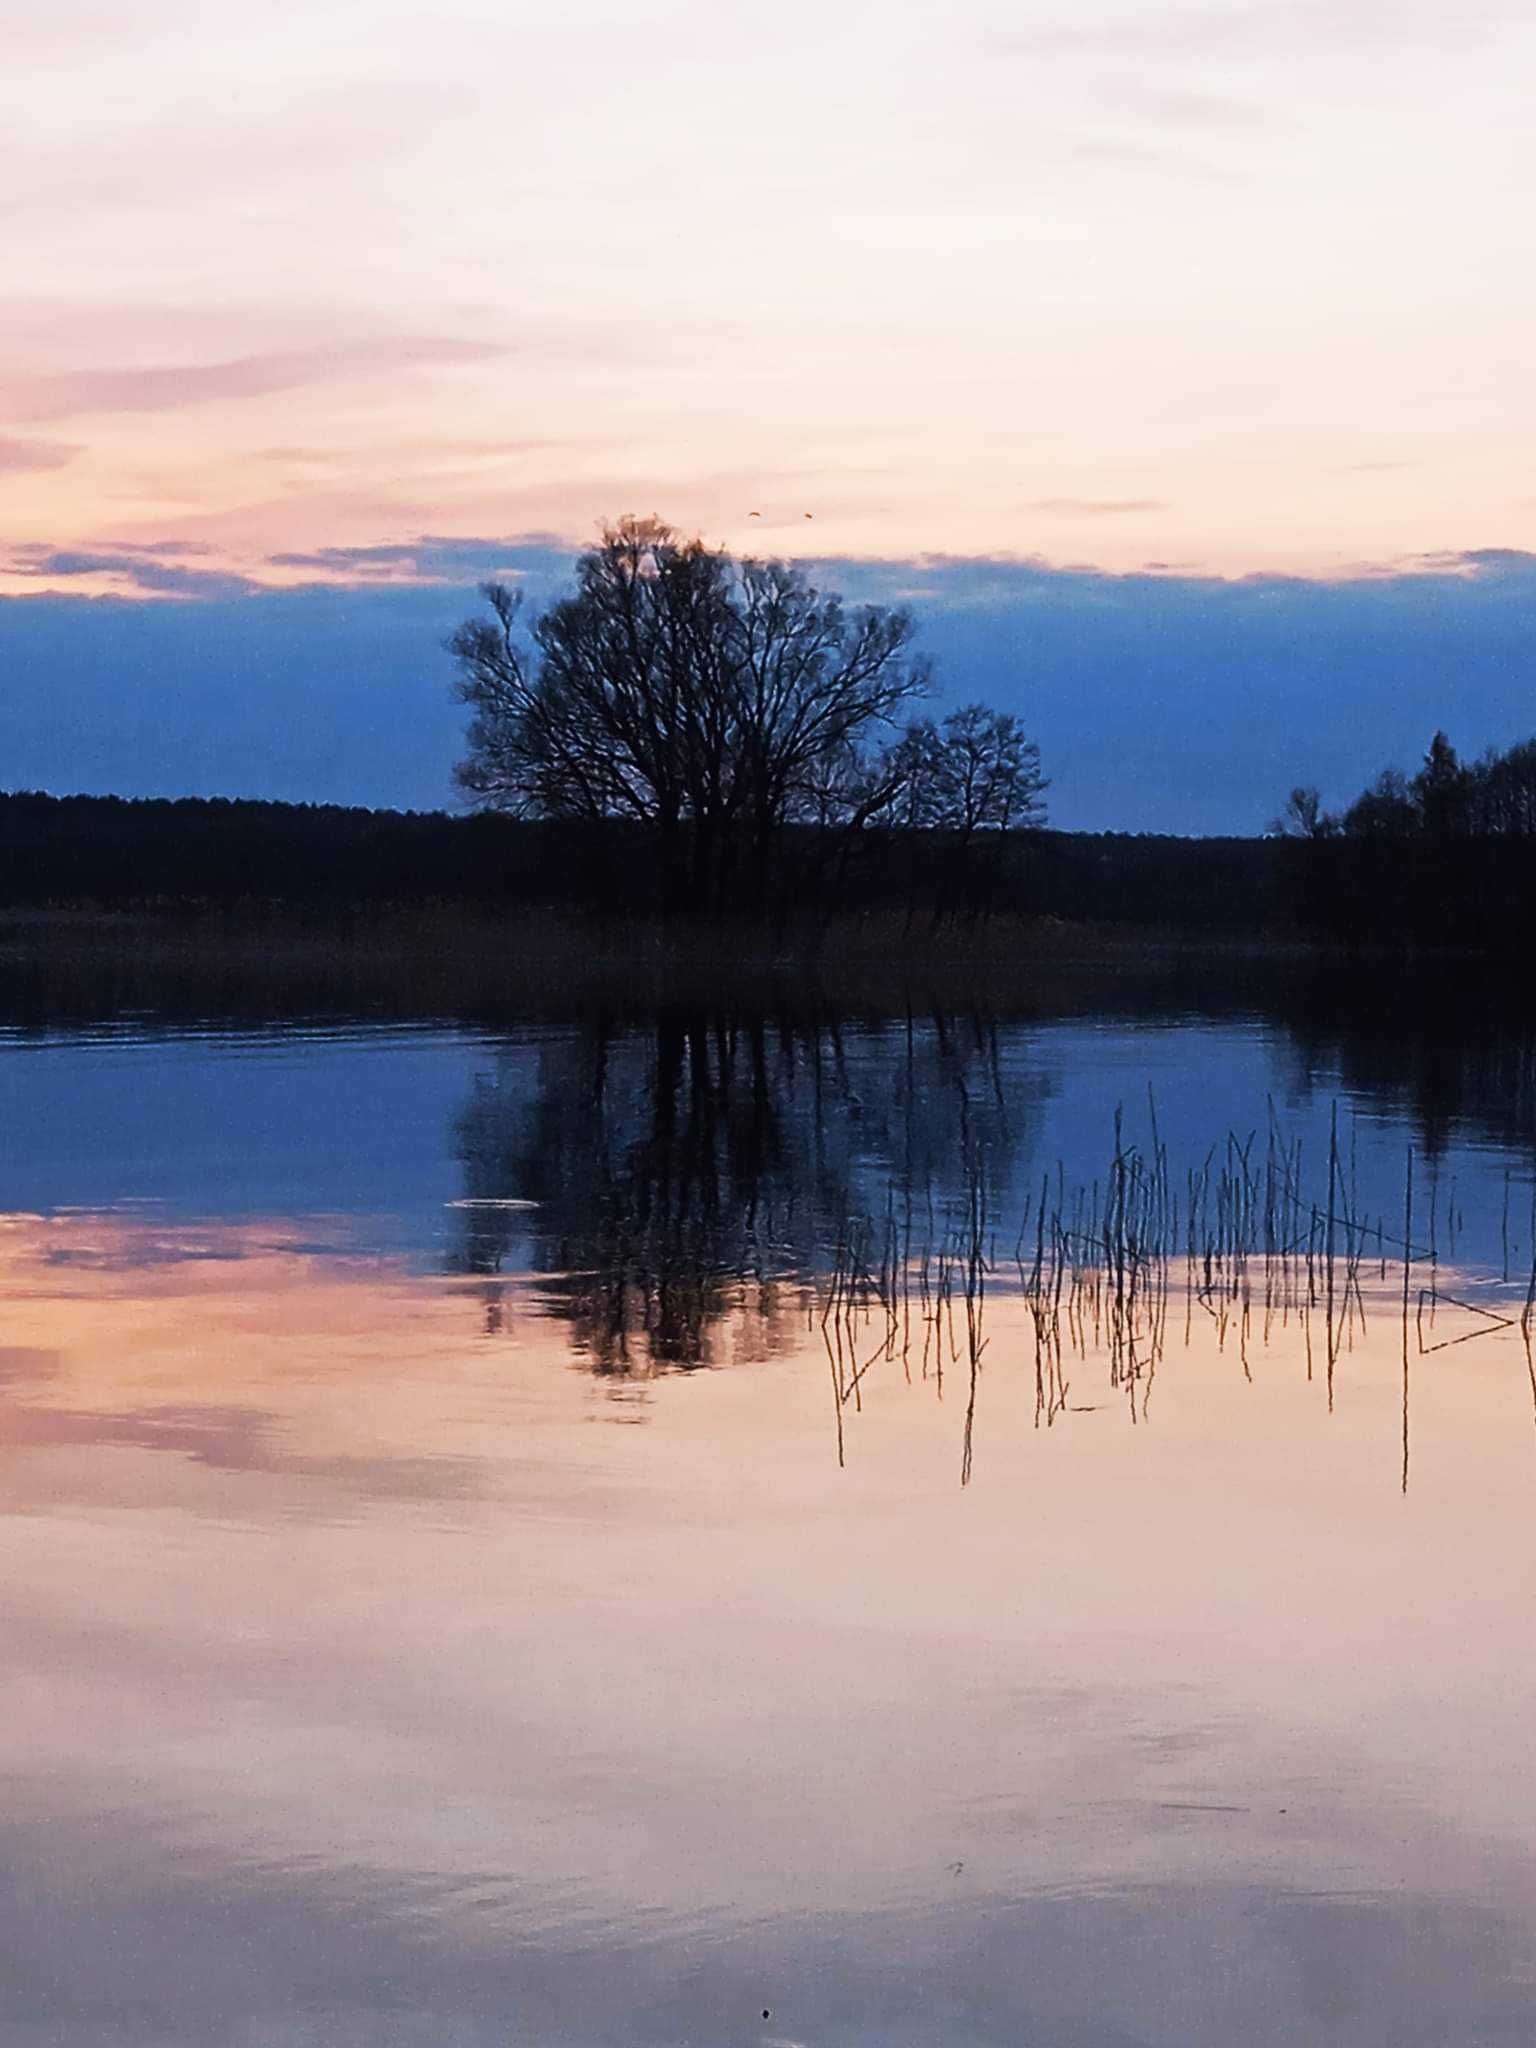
[2,523,1534,952]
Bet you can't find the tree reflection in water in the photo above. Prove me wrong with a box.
[449,1009,1043,1373]
[444,978,1536,1504]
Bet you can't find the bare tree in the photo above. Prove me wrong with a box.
[1317,732,1536,843]
[885,703,1047,837]
[450,517,929,912]
[1468,738,1536,837]
[733,556,929,890]
[878,703,1048,922]
[1270,785,1336,840]
[1341,768,1419,839]
[924,704,1047,838]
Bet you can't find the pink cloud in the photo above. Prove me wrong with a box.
[0,338,504,423]
[0,435,78,474]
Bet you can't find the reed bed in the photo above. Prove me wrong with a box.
[814,1094,1536,1486]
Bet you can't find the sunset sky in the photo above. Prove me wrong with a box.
[4,0,1535,825]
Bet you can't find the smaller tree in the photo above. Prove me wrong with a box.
[1342,768,1418,839]
[883,703,1048,922]
[1413,730,1468,839]
[1270,785,1336,840]
[889,703,1047,838]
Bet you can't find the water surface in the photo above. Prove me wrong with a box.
[2,977,1535,2045]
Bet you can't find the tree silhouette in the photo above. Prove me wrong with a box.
[1413,730,1468,840]
[1270,785,1335,840]
[892,704,1047,837]
[449,517,930,913]
[883,704,1048,920]
[1341,767,1418,838]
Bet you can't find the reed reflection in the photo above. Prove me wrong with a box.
[449,1008,1040,1373]
[445,1001,1536,1493]
[815,1116,1536,1491]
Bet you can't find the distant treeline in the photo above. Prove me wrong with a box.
[6,778,1536,952]
[0,789,1278,934]
[1274,732,1536,951]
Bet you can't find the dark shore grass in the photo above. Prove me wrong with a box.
[0,901,1327,1029]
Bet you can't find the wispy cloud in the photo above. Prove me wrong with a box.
[1369,547,1536,581]
[994,1,1524,62]
[0,338,503,424]
[0,435,78,474]
[8,546,258,597]
[265,534,569,582]
[1451,547,1536,580]
[1067,136,1244,183]
[1030,498,1167,517]
[0,0,1528,588]
[1117,89,1294,134]
[1,78,463,229]
[108,538,218,557]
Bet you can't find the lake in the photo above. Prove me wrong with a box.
[2,959,1535,2045]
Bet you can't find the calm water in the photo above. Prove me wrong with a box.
[3,974,1536,2045]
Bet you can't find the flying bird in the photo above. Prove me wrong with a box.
[748,510,761,518]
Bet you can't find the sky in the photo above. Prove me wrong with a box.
[3,0,1535,830]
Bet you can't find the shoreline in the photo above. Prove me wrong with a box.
[0,902,1515,1028]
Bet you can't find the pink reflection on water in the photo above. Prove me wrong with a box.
[2,1206,1536,2042]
